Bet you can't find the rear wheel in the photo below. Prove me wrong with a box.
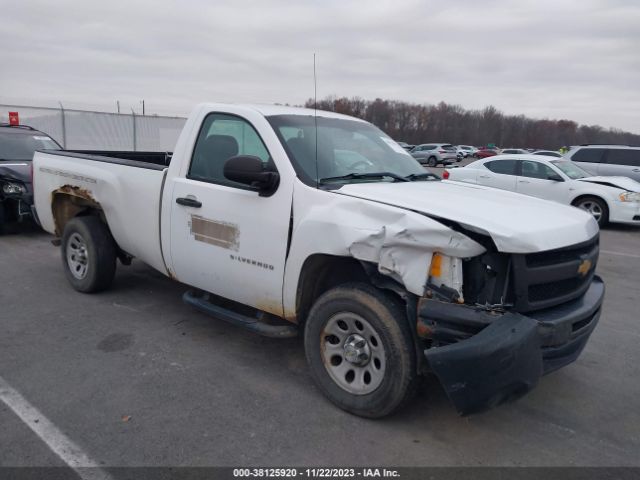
[304,283,417,418]
[61,216,117,292]
[427,156,437,167]
[573,196,609,227]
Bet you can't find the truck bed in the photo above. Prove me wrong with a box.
[46,150,172,169]
[33,150,170,276]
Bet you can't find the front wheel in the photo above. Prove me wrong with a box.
[61,216,117,292]
[304,283,417,418]
[573,196,609,227]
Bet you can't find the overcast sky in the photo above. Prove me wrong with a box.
[1,0,639,132]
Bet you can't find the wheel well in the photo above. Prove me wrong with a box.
[295,254,423,373]
[52,191,131,264]
[51,187,104,236]
[571,194,609,212]
[295,254,406,326]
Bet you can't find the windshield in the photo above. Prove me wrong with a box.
[551,160,591,179]
[0,132,61,161]
[267,114,425,185]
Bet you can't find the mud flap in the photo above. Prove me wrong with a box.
[425,314,543,415]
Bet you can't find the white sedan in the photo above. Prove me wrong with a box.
[443,154,640,226]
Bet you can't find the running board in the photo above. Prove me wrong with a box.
[182,290,298,338]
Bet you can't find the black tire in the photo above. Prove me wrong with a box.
[427,156,437,167]
[304,282,417,418]
[61,216,117,292]
[572,196,609,227]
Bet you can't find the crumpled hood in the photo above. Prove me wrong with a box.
[337,180,599,253]
[578,176,640,192]
[0,161,31,184]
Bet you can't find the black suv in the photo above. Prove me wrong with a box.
[0,123,61,233]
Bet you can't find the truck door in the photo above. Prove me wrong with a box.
[168,112,291,316]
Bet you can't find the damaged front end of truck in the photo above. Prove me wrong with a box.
[415,231,603,415]
[291,176,604,415]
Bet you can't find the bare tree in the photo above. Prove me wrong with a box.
[305,96,640,149]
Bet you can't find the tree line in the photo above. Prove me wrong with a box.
[304,96,640,150]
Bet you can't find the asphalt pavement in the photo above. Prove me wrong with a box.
[0,220,639,468]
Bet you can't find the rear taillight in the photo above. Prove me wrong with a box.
[439,150,446,154]
[442,170,450,180]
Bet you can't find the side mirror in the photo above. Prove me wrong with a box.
[223,155,279,196]
[548,173,564,182]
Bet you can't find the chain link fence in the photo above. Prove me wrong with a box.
[0,104,186,151]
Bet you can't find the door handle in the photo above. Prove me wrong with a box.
[478,175,490,178]
[633,168,640,173]
[518,180,530,184]
[176,197,202,208]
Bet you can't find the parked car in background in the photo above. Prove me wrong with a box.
[475,147,499,159]
[456,145,477,158]
[566,145,640,182]
[443,154,640,226]
[501,148,528,155]
[410,143,457,166]
[0,123,61,234]
[533,150,563,158]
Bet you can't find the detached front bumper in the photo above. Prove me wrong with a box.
[419,276,604,415]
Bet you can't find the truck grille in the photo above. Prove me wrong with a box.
[510,235,599,313]
[528,277,590,303]
[524,239,600,268]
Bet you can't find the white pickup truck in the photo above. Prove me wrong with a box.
[33,103,604,418]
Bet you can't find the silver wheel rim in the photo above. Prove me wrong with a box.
[320,312,386,395]
[66,233,89,279]
[578,201,603,221]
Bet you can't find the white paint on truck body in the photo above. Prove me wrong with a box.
[162,104,298,315]
[34,103,599,323]
[34,154,168,274]
[337,181,599,253]
[282,182,486,312]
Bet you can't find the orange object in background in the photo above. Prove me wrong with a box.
[8,111,19,125]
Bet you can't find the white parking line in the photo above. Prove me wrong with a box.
[601,250,640,259]
[0,375,113,480]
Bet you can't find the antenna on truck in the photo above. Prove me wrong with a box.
[313,53,319,189]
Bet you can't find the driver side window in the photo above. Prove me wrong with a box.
[521,160,556,180]
[189,113,271,187]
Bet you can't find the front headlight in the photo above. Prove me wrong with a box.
[428,253,464,302]
[619,192,640,202]
[2,182,27,195]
